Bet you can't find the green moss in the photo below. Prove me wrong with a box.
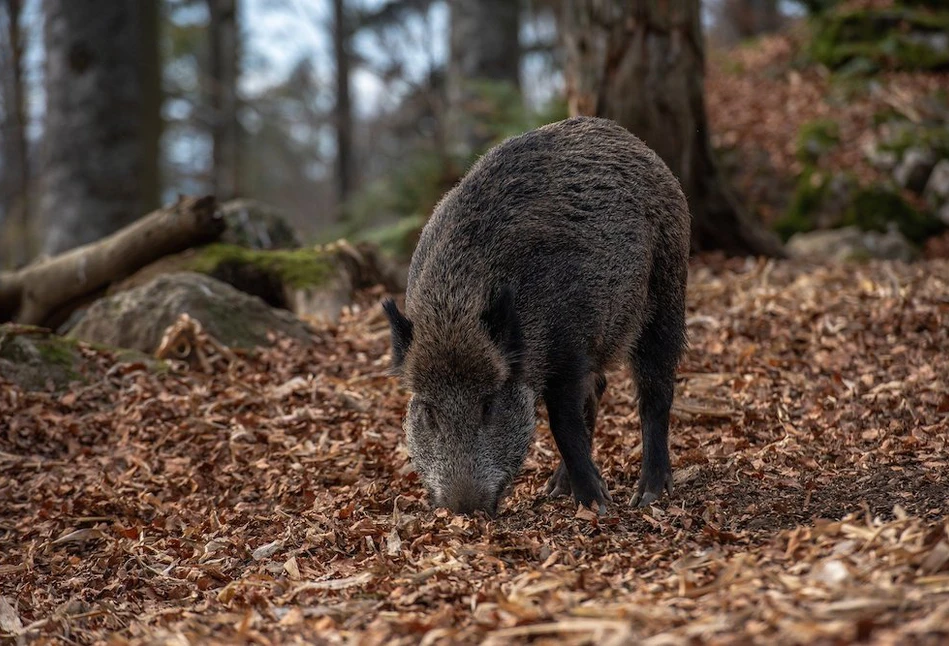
[797,119,841,164]
[0,328,82,390]
[877,121,949,158]
[843,186,943,243]
[775,168,829,240]
[187,244,334,289]
[810,7,949,72]
[36,338,79,367]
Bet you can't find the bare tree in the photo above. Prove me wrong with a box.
[41,0,162,255]
[208,0,240,202]
[448,0,521,157]
[333,0,355,209]
[561,0,783,256]
[0,0,30,262]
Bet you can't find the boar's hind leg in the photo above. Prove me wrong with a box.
[544,372,612,513]
[544,372,607,498]
[630,294,686,507]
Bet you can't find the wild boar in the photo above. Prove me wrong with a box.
[383,116,689,516]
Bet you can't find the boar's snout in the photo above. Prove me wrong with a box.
[433,480,504,517]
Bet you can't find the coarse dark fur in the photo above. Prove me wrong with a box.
[384,116,690,516]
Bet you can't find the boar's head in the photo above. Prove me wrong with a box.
[383,286,535,516]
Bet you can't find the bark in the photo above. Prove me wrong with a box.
[722,0,782,39]
[561,0,784,257]
[208,0,240,201]
[0,196,223,326]
[0,0,30,262]
[41,0,163,256]
[333,0,354,209]
[447,0,521,157]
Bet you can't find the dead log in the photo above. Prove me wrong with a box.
[0,196,223,325]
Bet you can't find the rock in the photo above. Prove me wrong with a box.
[906,32,949,57]
[863,141,898,171]
[68,272,313,353]
[787,226,917,262]
[0,324,156,391]
[940,203,949,228]
[924,159,949,205]
[219,199,302,250]
[894,147,937,194]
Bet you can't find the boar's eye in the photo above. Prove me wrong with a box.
[418,400,437,427]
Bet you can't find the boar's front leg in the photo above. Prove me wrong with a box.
[544,372,607,498]
[544,372,612,514]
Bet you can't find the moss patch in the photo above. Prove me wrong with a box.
[0,325,167,391]
[810,6,949,72]
[842,186,944,243]
[0,326,82,391]
[775,168,832,240]
[876,120,949,159]
[187,244,335,289]
[797,119,841,164]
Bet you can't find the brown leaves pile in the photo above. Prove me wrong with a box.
[2,259,948,644]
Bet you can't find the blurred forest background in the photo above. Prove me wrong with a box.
[1,0,948,270]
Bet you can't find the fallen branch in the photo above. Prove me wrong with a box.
[0,196,223,325]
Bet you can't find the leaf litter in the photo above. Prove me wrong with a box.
[1,257,948,644]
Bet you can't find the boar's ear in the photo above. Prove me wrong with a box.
[481,285,524,379]
[382,298,413,372]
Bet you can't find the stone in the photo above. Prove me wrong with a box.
[68,272,313,353]
[220,199,303,250]
[862,141,897,171]
[787,226,917,262]
[924,159,949,205]
[0,324,156,391]
[940,203,949,227]
[894,147,937,194]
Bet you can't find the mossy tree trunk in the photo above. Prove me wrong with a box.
[561,0,784,257]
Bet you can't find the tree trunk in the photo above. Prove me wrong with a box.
[723,0,782,39]
[561,0,784,257]
[41,0,163,256]
[447,0,521,157]
[208,0,240,202]
[0,0,31,263]
[333,0,354,211]
[0,196,223,326]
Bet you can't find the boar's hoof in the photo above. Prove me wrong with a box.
[631,471,674,508]
[543,462,572,498]
[573,473,613,515]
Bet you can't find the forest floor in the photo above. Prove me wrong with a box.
[2,257,948,645]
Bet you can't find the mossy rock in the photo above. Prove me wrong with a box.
[876,120,949,159]
[775,168,856,240]
[70,272,314,353]
[810,7,949,72]
[0,325,159,392]
[219,199,303,250]
[109,244,337,311]
[188,244,337,307]
[842,186,944,242]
